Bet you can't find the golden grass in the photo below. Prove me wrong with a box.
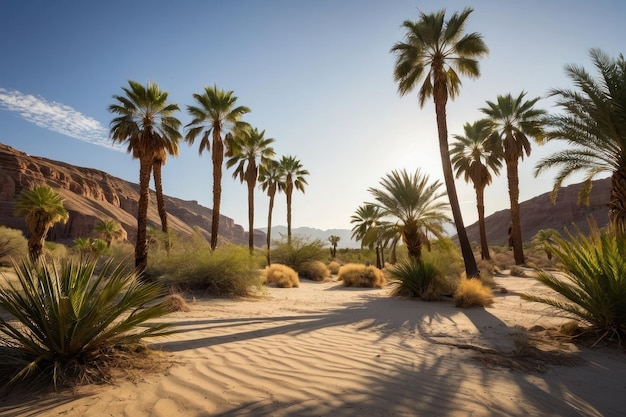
[165,293,191,312]
[327,260,342,275]
[338,263,386,288]
[298,260,331,281]
[263,264,300,288]
[454,278,494,308]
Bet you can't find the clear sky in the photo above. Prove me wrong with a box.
[1,1,624,233]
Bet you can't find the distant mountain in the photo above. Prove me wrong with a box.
[261,226,361,249]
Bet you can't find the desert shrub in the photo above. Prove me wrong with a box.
[388,258,441,299]
[263,264,299,288]
[0,226,28,265]
[338,263,386,288]
[521,226,626,344]
[327,260,342,275]
[335,248,377,266]
[0,257,172,389]
[270,236,327,271]
[421,249,463,296]
[510,265,527,277]
[492,251,515,271]
[147,238,263,297]
[105,241,135,269]
[454,278,494,308]
[298,260,330,281]
[165,293,191,312]
[43,241,68,260]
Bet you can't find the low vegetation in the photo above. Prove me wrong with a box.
[388,258,441,299]
[338,263,386,288]
[270,235,327,271]
[327,260,342,275]
[298,260,330,281]
[263,264,299,288]
[454,278,494,308]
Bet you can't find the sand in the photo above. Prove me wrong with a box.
[0,272,625,417]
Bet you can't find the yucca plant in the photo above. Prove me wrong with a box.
[521,225,626,344]
[388,258,440,299]
[0,257,173,389]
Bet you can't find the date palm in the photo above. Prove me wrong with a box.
[226,127,275,253]
[94,219,125,248]
[535,49,626,234]
[451,119,502,260]
[481,92,546,264]
[367,168,450,262]
[259,159,285,264]
[391,8,488,277]
[14,184,69,261]
[279,155,309,243]
[109,80,182,273]
[185,84,251,250]
[351,204,386,268]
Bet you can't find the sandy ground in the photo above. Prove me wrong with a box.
[0,272,625,417]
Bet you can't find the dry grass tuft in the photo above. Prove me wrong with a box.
[454,278,494,308]
[510,265,527,277]
[338,263,386,288]
[327,260,342,275]
[298,261,331,281]
[263,264,300,288]
[165,293,191,312]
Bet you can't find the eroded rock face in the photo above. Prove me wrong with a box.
[0,143,263,246]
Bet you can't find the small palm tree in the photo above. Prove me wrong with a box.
[531,228,561,261]
[328,235,340,258]
[391,8,488,277]
[451,119,502,260]
[367,169,450,262]
[14,185,69,261]
[351,204,386,268]
[109,80,182,273]
[226,127,275,254]
[259,159,285,265]
[185,84,251,250]
[279,155,309,243]
[481,92,546,264]
[535,49,626,234]
[94,219,125,248]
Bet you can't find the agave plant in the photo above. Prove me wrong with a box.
[388,258,441,299]
[0,257,173,388]
[522,224,626,344]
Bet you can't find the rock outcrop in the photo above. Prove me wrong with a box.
[0,143,264,246]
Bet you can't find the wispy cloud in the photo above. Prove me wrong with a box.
[0,88,122,151]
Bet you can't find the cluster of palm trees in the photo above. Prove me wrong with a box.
[388,7,626,274]
[108,82,309,272]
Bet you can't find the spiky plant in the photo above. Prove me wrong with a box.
[388,258,441,299]
[522,224,626,344]
[0,257,173,388]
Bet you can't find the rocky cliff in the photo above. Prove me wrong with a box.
[0,143,264,246]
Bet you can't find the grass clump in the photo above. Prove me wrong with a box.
[454,278,494,308]
[0,226,28,266]
[298,260,330,281]
[327,260,342,275]
[521,225,626,345]
[270,235,327,271]
[0,257,173,389]
[388,258,441,299]
[263,264,299,288]
[338,263,386,288]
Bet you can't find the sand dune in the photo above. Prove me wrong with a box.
[1,274,625,417]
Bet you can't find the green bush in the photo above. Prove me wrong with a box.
[298,260,331,281]
[263,264,299,288]
[338,263,386,288]
[0,257,172,389]
[522,226,626,344]
[147,237,263,297]
[388,258,441,299]
[0,226,28,265]
[270,236,327,271]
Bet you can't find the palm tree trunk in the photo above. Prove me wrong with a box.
[266,191,275,265]
[433,93,479,277]
[27,217,48,261]
[152,161,170,253]
[506,158,525,264]
[608,166,626,234]
[476,185,490,260]
[136,157,152,274]
[286,181,293,244]
[247,177,255,254]
[403,225,423,261]
[211,133,224,251]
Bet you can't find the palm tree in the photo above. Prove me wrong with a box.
[451,119,502,260]
[279,155,309,243]
[152,145,178,241]
[351,204,386,268]
[185,84,251,250]
[328,235,340,258]
[14,184,69,261]
[391,8,488,277]
[109,80,181,274]
[531,228,561,261]
[259,159,285,265]
[535,49,626,234]
[226,127,275,254]
[481,92,546,264]
[94,219,125,248]
[367,169,450,262]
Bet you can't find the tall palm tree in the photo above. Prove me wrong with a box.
[109,80,182,273]
[451,119,502,260]
[226,127,275,254]
[185,84,251,250]
[279,155,309,243]
[367,168,450,262]
[14,184,69,261]
[481,92,546,264]
[259,159,285,265]
[391,8,488,277]
[94,219,125,248]
[535,49,626,234]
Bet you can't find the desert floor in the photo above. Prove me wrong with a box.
[0,271,625,417]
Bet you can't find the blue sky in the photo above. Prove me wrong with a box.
[1,1,624,233]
